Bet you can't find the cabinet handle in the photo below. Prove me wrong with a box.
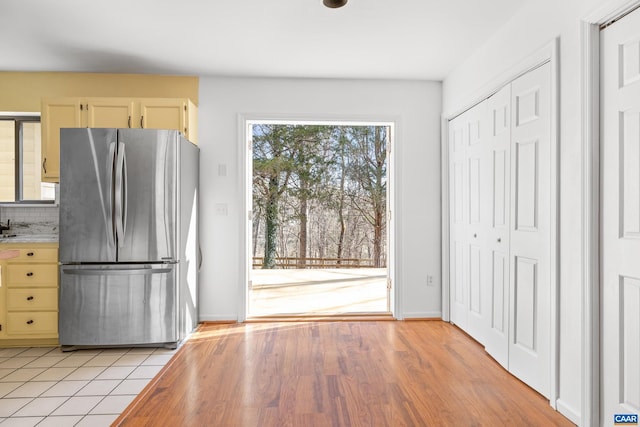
[497,238,502,243]
[27,252,34,257]
[128,116,131,128]
[27,296,34,301]
[26,272,34,277]
[473,233,477,238]
[26,320,34,325]
[42,158,47,174]
[140,115,144,128]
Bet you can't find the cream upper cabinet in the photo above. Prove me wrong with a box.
[41,98,83,181]
[86,98,135,128]
[140,98,198,143]
[41,97,198,182]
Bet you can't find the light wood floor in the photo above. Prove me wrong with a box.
[114,320,574,426]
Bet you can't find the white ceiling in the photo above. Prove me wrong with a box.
[1,0,527,81]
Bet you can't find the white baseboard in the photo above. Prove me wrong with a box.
[199,314,238,322]
[555,399,581,425]
[402,311,442,319]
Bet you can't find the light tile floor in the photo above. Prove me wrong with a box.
[0,346,177,427]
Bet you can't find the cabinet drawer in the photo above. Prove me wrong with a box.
[7,312,58,335]
[10,248,58,262]
[7,289,58,311]
[7,264,58,287]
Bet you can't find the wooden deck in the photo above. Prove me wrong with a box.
[114,320,574,426]
[249,268,388,316]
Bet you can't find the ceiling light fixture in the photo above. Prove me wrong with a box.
[323,0,348,8]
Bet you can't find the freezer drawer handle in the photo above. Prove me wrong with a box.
[62,267,172,276]
[27,296,34,301]
[26,320,34,325]
[26,272,34,277]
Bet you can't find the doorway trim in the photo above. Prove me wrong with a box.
[238,113,398,322]
[581,1,640,425]
[441,38,559,410]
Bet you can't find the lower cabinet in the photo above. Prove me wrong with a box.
[0,243,59,346]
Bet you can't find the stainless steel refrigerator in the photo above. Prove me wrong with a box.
[58,128,199,349]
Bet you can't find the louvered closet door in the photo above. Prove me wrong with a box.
[483,85,511,369]
[507,62,552,399]
[601,8,640,421]
[449,109,470,332]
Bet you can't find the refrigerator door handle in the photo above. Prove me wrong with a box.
[115,141,126,248]
[108,141,117,249]
[122,144,128,240]
[61,267,173,276]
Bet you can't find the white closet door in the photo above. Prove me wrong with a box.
[449,109,470,332]
[601,9,640,421]
[483,85,511,368]
[507,62,552,399]
[466,101,489,343]
[449,102,490,342]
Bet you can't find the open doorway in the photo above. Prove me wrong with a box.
[247,121,393,317]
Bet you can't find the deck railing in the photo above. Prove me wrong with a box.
[252,256,382,269]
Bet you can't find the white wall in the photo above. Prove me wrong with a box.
[443,0,609,423]
[197,77,442,321]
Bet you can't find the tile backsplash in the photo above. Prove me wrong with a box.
[0,205,59,235]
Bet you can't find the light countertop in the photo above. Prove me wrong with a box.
[0,221,58,243]
[0,234,59,243]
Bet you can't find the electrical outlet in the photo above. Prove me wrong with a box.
[427,275,434,286]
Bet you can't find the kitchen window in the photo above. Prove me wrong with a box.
[0,115,55,203]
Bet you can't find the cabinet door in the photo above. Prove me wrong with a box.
[139,98,186,134]
[86,98,135,129]
[185,99,198,144]
[41,98,83,182]
[0,261,5,338]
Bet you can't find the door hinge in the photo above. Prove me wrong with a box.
[248,210,252,221]
[184,105,187,111]
[248,280,253,290]
[387,278,392,290]
[388,210,392,221]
